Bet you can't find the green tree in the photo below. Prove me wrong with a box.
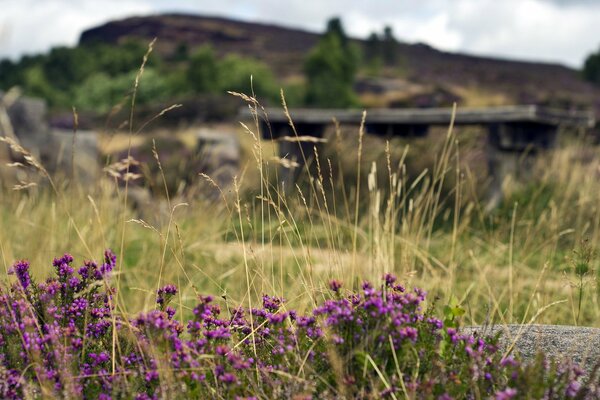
[365,32,382,61]
[43,46,95,92]
[187,46,220,93]
[583,47,600,86]
[22,65,65,105]
[304,17,359,107]
[0,60,21,90]
[217,55,278,101]
[382,25,398,65]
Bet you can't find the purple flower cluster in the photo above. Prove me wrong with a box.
[0,253,597,399]
[8,260,31,290]
[156,284,177,310]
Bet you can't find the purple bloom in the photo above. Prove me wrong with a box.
[8,260,31,290]
[383,273,397,287]
[218,372,237,384]
[157,284,178,306]
[328,279,342,292]
[495,388,517,400]
[262,295,284,311]
[53,253,75,278]
[566,380,581,397]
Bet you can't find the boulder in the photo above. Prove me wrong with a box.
[194,128,240,192]
[3,94,50,161]
[48,129,100,183]
[465,324,600,373]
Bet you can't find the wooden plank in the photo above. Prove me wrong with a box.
[240,106,595,128]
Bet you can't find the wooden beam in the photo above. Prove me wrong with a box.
[240,106,595,130]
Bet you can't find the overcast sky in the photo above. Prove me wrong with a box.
[1,0,600,68]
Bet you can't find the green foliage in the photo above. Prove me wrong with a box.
[364,25,399,68]
[42,46,95,92]
[74,68,173,113]
[0,41,152,108]
[443,296,466,328]
[186,47,279,101]
[0,60,20,89]
[84,41,149,76]
[218,54,279,101]
[0,39,280,110]
[583,47,600,85]
[21,65,66,105]
[304,17,360,107]
[382,26,398,65]
[568,239,597,325]
[365,32,383,65]
[172,42,190,62]
[187,45,219,93]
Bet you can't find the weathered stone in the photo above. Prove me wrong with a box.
[195,128,240,190]
[465,324,600,373]
[48,129,100,183]
[4,94,50,160]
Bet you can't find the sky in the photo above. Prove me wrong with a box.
[1,0,600,68]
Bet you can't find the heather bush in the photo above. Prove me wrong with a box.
[1,252,598,399]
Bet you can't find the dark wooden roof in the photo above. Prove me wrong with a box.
[241,106,595,128]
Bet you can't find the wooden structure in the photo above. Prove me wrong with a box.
[240,106,595,206]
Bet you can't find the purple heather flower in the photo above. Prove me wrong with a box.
[566,380,581,397]
[53,253,75,278]
[157,284,178,306]
[165,306,176,319]
[8,260,31,290]
[500,357,519,368]
[218,372,237,384]
[495,388,517,400]
[383,273,397,287]
[102,249,117,276]
[204,327,231,340]
[145,370,159,382]
[262,295,284,311]
[328,279,342,292]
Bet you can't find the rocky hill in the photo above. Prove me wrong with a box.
[80,13,600,113]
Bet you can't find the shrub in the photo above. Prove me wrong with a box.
[74,68,174,113]
[0,253,597,398]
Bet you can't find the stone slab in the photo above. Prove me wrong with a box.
[465,324,600,372]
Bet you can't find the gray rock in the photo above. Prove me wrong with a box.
[4,94,50,160]
[465,324,600,372]
[195,128,240,190]
[48,129,100,183]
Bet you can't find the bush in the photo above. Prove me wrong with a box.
[187,46,220,94]
[0,253,597,398]
[74,68,174,113]
[218,54,279,102]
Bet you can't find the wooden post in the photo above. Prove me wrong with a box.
[272,122,325,192]
[485,122,556,210]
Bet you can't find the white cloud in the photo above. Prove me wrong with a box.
[0,0,153,59]
[0,0,599,67]
[446,0,600,66]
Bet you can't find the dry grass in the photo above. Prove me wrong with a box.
[0,89,598,331]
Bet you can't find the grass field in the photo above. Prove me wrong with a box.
[1,73,600,396]
[1,98,599,329]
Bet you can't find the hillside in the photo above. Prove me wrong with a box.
[80,13,600,112]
